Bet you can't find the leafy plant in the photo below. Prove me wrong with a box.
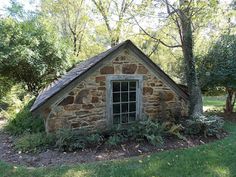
[55,129,103,151]
[162,121,186,141]
[127,118,164,146]
[5,99,44,135]
[185,114,224,138]
[105,133,127,147]
[14,132,55,153]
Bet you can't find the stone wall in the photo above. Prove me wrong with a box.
[44,49,188,132]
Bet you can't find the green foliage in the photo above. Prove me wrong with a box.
[162,122,186,141]
[0,18,70,93]
[54,118,165,151]
[0,77,14,99]
[5,99,44,135]
[105,133,127,147]
[14,132,55,153]
[126,118,164,146]
[199,35,236,90]
[185,114,224,138]
[55,129,103,151]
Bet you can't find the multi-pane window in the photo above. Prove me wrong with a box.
[112,81,137,124]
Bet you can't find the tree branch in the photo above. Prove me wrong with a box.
[134,17,182,48]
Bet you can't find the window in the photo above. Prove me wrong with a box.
[107,75,143,125]
[112,81,137,124]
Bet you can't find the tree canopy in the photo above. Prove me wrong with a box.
[200,34,236,114]
[0,18,70,94]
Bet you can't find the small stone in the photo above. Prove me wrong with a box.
[143,87,153,95]
[95,76,106,83]
[137,65,148,74]
[100,81,105,86]
[122,64,137,74]
[64,104,81,111]
[162,91,175,101]
[75,89,89,104]
[75,111,89,116]
[59,96,74,106]
[91,97,99,103]
[82,104,94,109]
[100,66,114,74]
[98,87,106,91]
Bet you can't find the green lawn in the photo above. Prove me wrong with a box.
[203,96,226,111]
[203,96,236,112]
[1,97,236,177]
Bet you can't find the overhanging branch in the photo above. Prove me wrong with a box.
[134,17,182,48]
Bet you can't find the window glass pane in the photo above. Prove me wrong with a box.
[113,93,120,102]
[129,82,136,91]
[113,82,120,92]
[129,92,136,101]
[113,114,120,124]
[129,103,136,112]
[112,80,138,125]
[121,114,128,123]
[121,82,128,91]
[121,103,128,113]
[121,92,128,102]
[129,113,136,122]
[113,104,120,114]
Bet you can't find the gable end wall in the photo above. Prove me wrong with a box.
[43,49,188,132]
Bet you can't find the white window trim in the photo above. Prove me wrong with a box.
[106,75,143,126]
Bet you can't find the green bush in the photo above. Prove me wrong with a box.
[126,118,164,146]
[105,133,127,147]
[185,114,224,138]
[54,118,165,151]
[14,132,55,152]
[162,121,186,140]
[55,129,103,151]
[5,100,44,135]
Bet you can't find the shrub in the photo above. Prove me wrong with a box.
[5,100,44,135]
[54,118,165,151]
[161,121,186,140]
[185,114,224,138]
[14,132,55,153]
[55,129,103,151]
[126,118,164,146]
[105,132,127,147]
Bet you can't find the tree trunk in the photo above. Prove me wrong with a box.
[73,34,77,56]
[224,88,236,115]
[179,0,203,117]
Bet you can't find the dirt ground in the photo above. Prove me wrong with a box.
[0,120,227,167]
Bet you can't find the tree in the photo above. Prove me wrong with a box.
[136,0,220,117]
[92,0,151,47]
[200,35,236,115]
[0,18,70,94]
[41,0,88,56]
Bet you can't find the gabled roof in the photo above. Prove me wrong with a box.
[31,40,189,112]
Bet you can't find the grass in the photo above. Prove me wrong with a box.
[203,96,236,112]
[1,96,236,177]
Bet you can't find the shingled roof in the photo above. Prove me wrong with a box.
[31,40,189,112]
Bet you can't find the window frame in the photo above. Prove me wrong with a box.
[106,75,143,126]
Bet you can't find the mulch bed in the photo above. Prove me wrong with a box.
[0,120,228,167]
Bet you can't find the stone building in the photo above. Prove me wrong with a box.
[31,40,189,132]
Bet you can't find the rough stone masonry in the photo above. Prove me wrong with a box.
[43,49,188,132]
